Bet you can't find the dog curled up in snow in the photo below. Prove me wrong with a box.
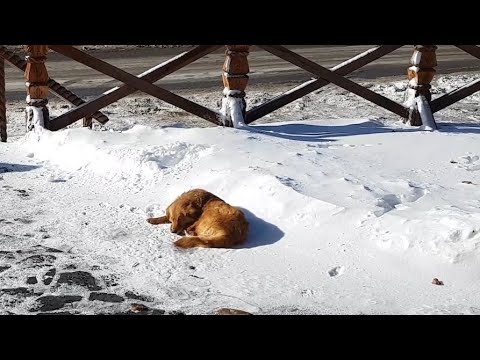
[146,189,249,249]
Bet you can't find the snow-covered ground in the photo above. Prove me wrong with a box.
[1,72,480,315]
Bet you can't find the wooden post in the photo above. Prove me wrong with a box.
[220,45,250,128]
[83,115,93,129]
[0,55,6,142]
[24,45,50,133]
[404,45,437,127]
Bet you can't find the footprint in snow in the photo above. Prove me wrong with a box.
[328,266,345,277]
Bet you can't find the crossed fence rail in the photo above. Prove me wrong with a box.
[1,45,479,143]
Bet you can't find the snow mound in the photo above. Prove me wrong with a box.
[22,125,214,189]
[373,206,480,263]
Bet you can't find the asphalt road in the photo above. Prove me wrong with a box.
[4,45,480,101]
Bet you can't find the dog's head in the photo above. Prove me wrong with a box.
[165,189,219,235]
[167,202,202,235]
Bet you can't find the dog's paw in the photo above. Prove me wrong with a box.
[186,226,197,236]
[146,216,168,225]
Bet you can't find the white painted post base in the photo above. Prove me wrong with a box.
[26,99,49,135]
[403,88,437,130]
[404,84,422,126]
[416,95,437,131]
[220,89,247,128]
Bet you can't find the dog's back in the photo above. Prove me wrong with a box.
[175,196,249,249]
[176,188,221,209]
[196,199,249,239]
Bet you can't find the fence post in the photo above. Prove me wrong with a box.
[220,45,250,128]
[83,115,93,128]
[0,55,6,142]
[404,45,437,127]
[24,45,50,133]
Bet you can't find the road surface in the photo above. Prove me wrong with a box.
[4,45,480,101]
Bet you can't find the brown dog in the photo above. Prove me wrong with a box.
[146,189,249,248]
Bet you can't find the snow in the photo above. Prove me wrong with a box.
[2,72,480,314]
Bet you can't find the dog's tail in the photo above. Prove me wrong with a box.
[174,235,242,249]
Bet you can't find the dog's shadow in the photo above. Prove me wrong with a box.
[236,207,284,249]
